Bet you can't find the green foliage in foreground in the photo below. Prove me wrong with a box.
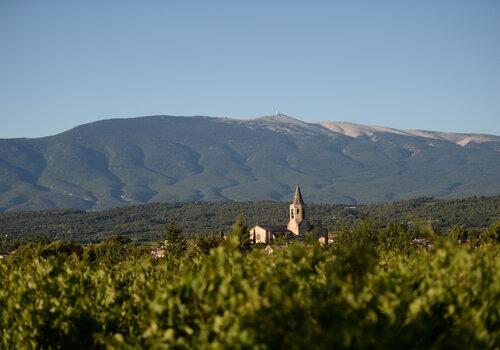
[1,223,499,349]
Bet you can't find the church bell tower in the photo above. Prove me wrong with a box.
[287,185,308,236]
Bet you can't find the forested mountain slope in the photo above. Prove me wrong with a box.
[1,114,499,212]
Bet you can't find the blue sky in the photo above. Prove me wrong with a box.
[1,0,499,138]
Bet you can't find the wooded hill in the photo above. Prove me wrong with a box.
[1,195,498,243]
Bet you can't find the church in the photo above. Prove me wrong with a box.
[249,186,328,245]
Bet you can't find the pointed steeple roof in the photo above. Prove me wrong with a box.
[292,185,304,205]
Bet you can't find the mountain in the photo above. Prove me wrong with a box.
[1,114,499,212]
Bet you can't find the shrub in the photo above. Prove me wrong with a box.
[1,226,498,348]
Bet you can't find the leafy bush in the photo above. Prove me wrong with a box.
[82,236,148,266]
[195,232,224,255]
[0,223,499,349]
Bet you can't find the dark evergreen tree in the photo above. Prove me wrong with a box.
[163,221,186,256]
[230,214,251,254]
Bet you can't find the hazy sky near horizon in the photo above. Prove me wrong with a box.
[1,0,499,138]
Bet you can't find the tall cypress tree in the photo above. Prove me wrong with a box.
[230,214,251,254]
[163,221,186,257]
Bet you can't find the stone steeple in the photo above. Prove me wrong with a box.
[287,185,310,236]
[292,185,304,205]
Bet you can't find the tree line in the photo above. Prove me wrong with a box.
[0,195,499,246]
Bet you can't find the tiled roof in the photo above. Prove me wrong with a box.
[255,224,288,231]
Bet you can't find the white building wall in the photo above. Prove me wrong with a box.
[250,226,269,243]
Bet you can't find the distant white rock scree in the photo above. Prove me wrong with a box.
[319,121,499,147]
